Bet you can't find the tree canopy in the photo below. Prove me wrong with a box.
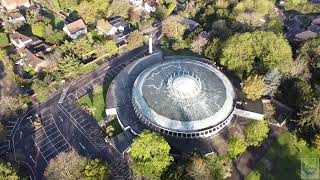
[220,31,293,75]
[242,75,265,101]
[298,99,320,131]
[77,0,109,24]
[129,130,173,179]
[127,31,144,50]
[0,161,19,180]
[228,137,247,159]
[233,0,274,27]
[186,155,210,179]
[44,151,87,180]
[162,16,187,40]
[107,0,131,18]
[245,120,269,146]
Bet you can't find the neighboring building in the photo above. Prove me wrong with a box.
[10,33,52,72]
[1,0,31,11]
[179,17,200,31]
[144,0,157,13]
[7,11,26,24]
[295,31,318,41]
[16,48,50,72]
[96,19,113,36]
[10,32,32,49]
[129,0,143,7]
[63,19,87,40]
[106,18,132,43]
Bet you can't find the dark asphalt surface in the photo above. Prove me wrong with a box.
[3,45,150,180]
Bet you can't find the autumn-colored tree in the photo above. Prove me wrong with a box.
[127,31,144,50]
[162,16,186,40]
[44,150,86,180]
[242,75,265,101]
[186,155,210,179]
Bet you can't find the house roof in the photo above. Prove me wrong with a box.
[18,48,44,69]
[8,11,24,19]
[10,32,31,43]
[312,18,320,25]
[179,17,200,31]
[65,19,87,34]
[29,37,51,53]
[145,0,157,6]
[2,0,30,6]
[295,31,318,41]
[109,18,129,28]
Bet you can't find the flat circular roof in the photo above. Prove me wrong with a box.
[132,59,235,132]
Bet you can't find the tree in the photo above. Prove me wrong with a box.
[44,150,87,180]
[127,31,144,50]
[242,75,265,101]
[0,33,9,47]
[298,99,320,131]
[228,137,247,159]
[108,0,131,18]
[186,155,210,179]
[191,32,209,55]
[45,31,65,45]
[245,120,269,146]
[0,96,26,118]
[82,159,111,180]
[233,0,274,28]
[296,38,320,71]
[31,21,46,38]
[129,130,173,179]
[57,56,82,76]
[77,0,109,24]
[279,78,314,110]
[220,31,293,75]
[97,40,118,57]
[0,161,19,179]
[204,38,221,60]
[313,135,320,152]
[38,0,77,12]
[264,69,282,97]
[207,155,232,180]
[162,16,187,40]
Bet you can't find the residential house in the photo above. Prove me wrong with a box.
[63,19,87,40]
[16,48,50,72]
[16,37,52,72]
[10,32,32,49]
[1,0,31,11]
[144,0,158,13]
[129,0,143,7]
[7,11,26,24]
[105,18,132,44]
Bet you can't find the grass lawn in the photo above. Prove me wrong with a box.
[79,84,108,122]
[246,132,320,180]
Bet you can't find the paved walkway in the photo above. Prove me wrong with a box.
[230,125,288,180]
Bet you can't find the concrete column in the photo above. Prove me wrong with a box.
[149,35,153,54]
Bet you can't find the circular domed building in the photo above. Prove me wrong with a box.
[106,52,237,139]
[132,59,235,138]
